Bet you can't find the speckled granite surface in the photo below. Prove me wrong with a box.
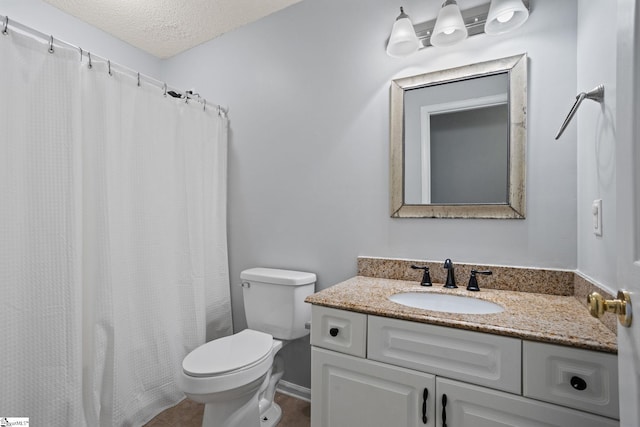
[357,256,575,296]
[305,276,617,354]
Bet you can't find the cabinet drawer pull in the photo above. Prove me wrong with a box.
[570,375,588,391]
[329,327,339,337]
[422,388,428,424]
[442,394,448,427]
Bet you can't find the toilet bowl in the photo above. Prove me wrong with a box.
[179,330,284,426]
[178,268,316,427]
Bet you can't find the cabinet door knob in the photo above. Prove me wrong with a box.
[570,376,588,391]
[329,327,339,337]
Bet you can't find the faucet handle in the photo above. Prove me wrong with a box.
[411,265,432,287]
[467,270,492,292]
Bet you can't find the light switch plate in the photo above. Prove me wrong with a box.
[592,199,602,236]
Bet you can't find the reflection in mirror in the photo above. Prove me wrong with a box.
[390,54,527,218]
[404,73,509,205]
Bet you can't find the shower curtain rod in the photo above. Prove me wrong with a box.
[1,14,228,117]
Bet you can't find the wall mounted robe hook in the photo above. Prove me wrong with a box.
[555,84,605,140]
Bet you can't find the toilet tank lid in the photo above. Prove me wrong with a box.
[240,268,316,286]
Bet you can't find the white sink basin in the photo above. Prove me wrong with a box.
[388,292,504,314]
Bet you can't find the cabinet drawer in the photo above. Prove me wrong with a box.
[311,306,367,357]
[368,315,521,394]
[523,341,619,419]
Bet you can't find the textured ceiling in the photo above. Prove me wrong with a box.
[43,0,302,58]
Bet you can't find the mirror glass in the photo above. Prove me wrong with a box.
[390,54,527,218]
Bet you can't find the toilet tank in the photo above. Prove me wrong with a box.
[240,268,316,340]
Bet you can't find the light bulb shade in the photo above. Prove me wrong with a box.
[485,0,529,35]
[431,0,468,47]
[386,11,420,57]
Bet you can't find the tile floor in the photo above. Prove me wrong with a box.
[143,392,311,427]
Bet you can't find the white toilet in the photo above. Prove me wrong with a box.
[178,267,316,427]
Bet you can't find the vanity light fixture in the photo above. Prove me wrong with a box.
[485,0,530,35]
[385,0,530,57]
[386,7,420,57]
[431,0,468,47]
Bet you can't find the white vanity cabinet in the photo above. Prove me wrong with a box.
[310,307,435,426]
[310,305,619,427]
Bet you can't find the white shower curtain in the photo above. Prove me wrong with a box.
[0,30,232,426]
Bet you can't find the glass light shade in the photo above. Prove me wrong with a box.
[485,0,529,35]
[430,0,468,47]
[386,10,420,57]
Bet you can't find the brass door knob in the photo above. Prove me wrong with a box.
[587,290,632,327]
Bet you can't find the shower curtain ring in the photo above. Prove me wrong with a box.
[79,47,83,62]
[137,72,141,87]
[203,99,206,111]
[163,83,167,97]
[108,60,112,76]
[2,16,9,35]
[48,35,54,53]
[87,52,93,69]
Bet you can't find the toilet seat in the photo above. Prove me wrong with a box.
[179,330,280,396]
[183,329,274,377]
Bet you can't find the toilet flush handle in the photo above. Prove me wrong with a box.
[241,281,250,288]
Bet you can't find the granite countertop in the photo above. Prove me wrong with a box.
[305,276,618,354]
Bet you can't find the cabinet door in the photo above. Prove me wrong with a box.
[311,347,435,427]
[436,377,619,427]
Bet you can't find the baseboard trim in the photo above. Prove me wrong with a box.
[277,380,311,402]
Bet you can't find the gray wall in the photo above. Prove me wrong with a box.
[162,0,579,388]
[575,0,618,292]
